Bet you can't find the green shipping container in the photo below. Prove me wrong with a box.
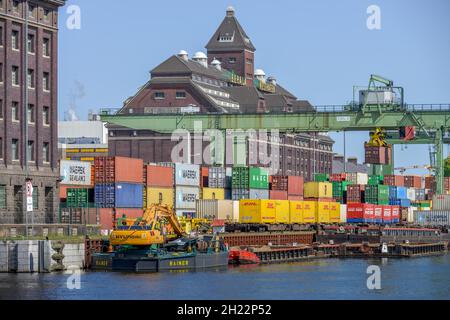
[332,181,348,198]
[365,185,389,204]
[314,173,329,182]
[368,175,384,185]
[368,164,393,176]
[232,167,249,189]
[249,167,269,190]
[67,188,91,208]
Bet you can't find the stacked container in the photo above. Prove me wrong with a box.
[344,173,368,185]
[314,173,329,182]
[196,199,239,221]
[346,184,365,203]
[232,167,269,200]
[144,164,174,208]
[203,166,228,200]
[364,144,392,165]
[364,185,389,205]
[172,163,200,218]
[368,175,384,185]
[383,175,404,187]
[270,176,304,201]
[304,182,333,200]
[332,181,348,204]
[388,186,410,207]
[404,176,422,189]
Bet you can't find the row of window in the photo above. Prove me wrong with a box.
[1,64,51,90]
[0,100,50,124]
[0,185,40,210]
[0,27,51,57]
[0,137,50,162]
[154,91,186,100]
[192,74,228,87]
[1,0,52,21]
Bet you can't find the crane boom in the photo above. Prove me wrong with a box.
[370,74,394,87]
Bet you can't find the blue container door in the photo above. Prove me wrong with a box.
[115,183,143,208]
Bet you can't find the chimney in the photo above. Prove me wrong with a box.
[267,76,277,86]
[333,154,344,162]
[178,50,188,61]
[348,157,358,165]
[192,51,208,68]
[226,6,235,17]
[211,58,222,71]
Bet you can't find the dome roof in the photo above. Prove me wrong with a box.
[193,51,207,59]
[178,50,188,55]
[211,59,221,65]
[254,69,266,77]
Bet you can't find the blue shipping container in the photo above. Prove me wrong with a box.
[389,199,411,207]
[115,183,143,208]
[389,186,407,200]
[95,183,143,208]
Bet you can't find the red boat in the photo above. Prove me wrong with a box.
[228,249,260,265]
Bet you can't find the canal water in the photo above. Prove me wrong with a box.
[0,255,449,300]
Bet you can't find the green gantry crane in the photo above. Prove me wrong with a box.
[101,75,450,194]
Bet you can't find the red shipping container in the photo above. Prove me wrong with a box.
[383,175,404,187]
[425,176,436,190]
[391,206,400,221]
[329,173,346,182]
[271,176,288,191]
[364,144,387,164]
[270,190,288,200]
[382,206,392,223]
[95,157,144,184]
[374,205,383,222]
[99,208,144,231]
[404,176,422,188]
[347,203,374,221]
[346,184,365,203]
[288,176,304,196]
[146,165,174,187]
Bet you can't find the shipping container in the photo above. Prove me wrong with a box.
[425,176,436,191]
[391,206,400,223]
[340,204,347,223]
[196,199,236,220]
[289,201,303,224]
[145,187,174,208]
[314,173,329,182]
[328,202,341,224]
[346,184,365,203]
[407,188,416,201]
[347,203,374,223]
[274,200,290,224]
[389,199,411,207]
[342,173,368,185]
[368,175,384,185]
[231,188,249,200]
[208,167,227,188]
[95,183,143,208]
[60,160,92,186]
[66,188,94,207]
[174,163,200,186]
[316,202,330,224]
[145,165,174,187]
[367,164,394,176]
[329,173,346,182]
[271,175,304,196]
[382,206,392,224]
[249,189,270,200]
[269,190,288,200]
[94,157,144,184]
[365,185,389,205]
[404,176,422,189]
[232,167,249,189]
[201,167,209,188]
[432,194,450,210]
[302,201,317,223]
[304,182,333,198]
[373,205,383,223]
[287,195,303,201]
[176,210,196,218]
[413,210,450,226]
[365,144,390,164]
[383,175,404,187]
[202,188,225,200]
[239,200,276,224]
[249,167,269,189]
[175,186,200,209]
[388,186,407,200]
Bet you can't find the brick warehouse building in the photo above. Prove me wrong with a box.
[0,0,65,224]
[107,7,334,179]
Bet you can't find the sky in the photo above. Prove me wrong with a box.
[57,0,450,173]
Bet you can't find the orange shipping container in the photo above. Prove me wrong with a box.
[95,157,144,184]
[146,165,174,187]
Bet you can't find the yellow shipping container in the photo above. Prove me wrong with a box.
[275,200,290,224]
[328,202,341,223]
[289,201,304,224]
[316,202,331,223]
[302,201,317,223]
[145,187,174,208]
[239,200,276,224]
[202,188,225,200]
[304,182,333,198]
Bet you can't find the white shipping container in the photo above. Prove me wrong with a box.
[407,188,416,201]
[413,210,450,226]
[249,189,269,199]
[340,204,347,224]
[432,194,450,210]
[232,200,240,222]
[359,90,394,105]
[408,207,416,223]
[196,200,236,221]
[175,163,200,186]
[60,160,91,186]
[175,186,200,209]
[356,173,368,185]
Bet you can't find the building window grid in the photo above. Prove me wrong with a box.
[27,34,35,54]
[11,101,19,121]
[43,38,50,57]
[12,30,19,50]
[27,104,34,123]
[27,140,34,162]
[43,142,50,163]
[11,139,19,161]
[27,69,34,89]
[12,66,19,86]
[43,106,50,126]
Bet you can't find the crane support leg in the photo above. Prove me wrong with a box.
[436,127,444,194]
